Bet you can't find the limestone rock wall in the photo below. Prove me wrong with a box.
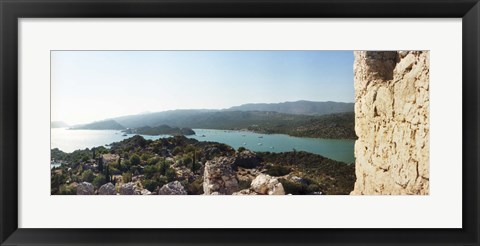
[351,51,429,195]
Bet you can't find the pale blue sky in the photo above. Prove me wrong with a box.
[51,51,354,125]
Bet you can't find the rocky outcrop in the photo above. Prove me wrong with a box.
[234,150,260,168]
[76,182,94,195]
[158,181,187,195]
[120,182,140,195]
[98,182,116,195]
[172,161,196,181]
[233,174,285,195]
[203,157,239,195]
[352,51,429,195]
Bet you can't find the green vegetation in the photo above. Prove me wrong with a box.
[51,135,354,195]
[93,174,107,188]
[257,151,356,195]
[81,169,95,182]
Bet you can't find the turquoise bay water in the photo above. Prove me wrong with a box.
[51,128,355,164]
[189,129,354,164]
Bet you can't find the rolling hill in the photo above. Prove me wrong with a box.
[73,101,356,139]
[226,100,354,115]
[70,119,125,130]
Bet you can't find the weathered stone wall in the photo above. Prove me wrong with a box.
[351,51,429,195]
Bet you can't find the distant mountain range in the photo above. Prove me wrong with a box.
[109,100,353,129]
[67,101,356,139]
[226,100,353,115]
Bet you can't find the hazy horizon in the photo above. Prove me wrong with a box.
[52,99,354,126]
[52,51,354,125]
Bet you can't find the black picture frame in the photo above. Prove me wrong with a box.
[1,0,479,245]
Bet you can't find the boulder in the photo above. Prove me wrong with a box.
[203,157,239,195]
[76,182,94,195]
[98,182,116,195]
[158,181,187,195]
[120,182,140,195]
[251,174,285,195]
[140,189,152,195]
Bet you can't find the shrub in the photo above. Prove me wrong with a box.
[190,161,201,173]
[155,175,168,188]
[238,179,252,190]
[265,165,291,176]
[172,146,182,156]
[122,172,133,183]
[308,184,320,193]
[120,161,130,172]
[147,157,159,166]
[165,168,177,182]
[59,184,76,195]
[70,174,79,183]
[184,178,204,195]
[279,178,308,195]
[92,174,106,188]
[159,161,170,175]
[144,165,159,179]
[184,144,196,153]
[141,153,151,161]
[130,166,142,175]
[109,167,121,175]
[237,147,246,152]
[143,179,159,192]
[81,169,94,183]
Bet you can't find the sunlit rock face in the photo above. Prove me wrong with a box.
[352,51,429,195]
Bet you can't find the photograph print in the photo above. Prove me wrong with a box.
[50,50,429,195]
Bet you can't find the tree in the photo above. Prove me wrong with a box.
[97,156,104,172]
[130,154,141,166]
[105,164,110,183]
[92,147,96,159]
[192,150,196,167]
